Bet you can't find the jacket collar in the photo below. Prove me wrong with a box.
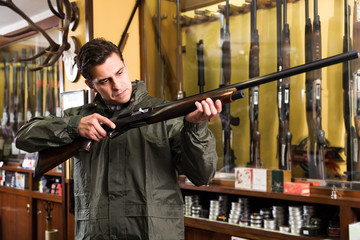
[92,80,148,114]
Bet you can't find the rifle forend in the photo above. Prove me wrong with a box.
[34,50,359,178]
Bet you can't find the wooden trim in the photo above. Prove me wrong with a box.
[139,0,146,82]
[179,181,360,208]
[0,15,59,47]
[185,217,327,240]
[85,0,95,102]
[85,0,94,42]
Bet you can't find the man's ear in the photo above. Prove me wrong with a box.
[85,80,97,92]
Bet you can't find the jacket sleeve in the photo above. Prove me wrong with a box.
[171,119,218,186]
[15,109,82,153]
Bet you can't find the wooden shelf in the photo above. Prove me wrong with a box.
[0,166,62,177]
[32,191,62,203]
[180,178,355,240]
[185,216,338,240]
[179,181,360,208]
[0,185,31,197]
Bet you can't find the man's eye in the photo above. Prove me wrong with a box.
[116,71,122,76]
[99,79,109,84]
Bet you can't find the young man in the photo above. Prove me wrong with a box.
[16,38,222,239]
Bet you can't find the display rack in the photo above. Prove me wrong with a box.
[179,177,359,239]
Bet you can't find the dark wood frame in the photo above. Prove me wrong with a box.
[0,15,59,47]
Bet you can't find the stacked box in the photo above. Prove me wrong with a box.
[15,172,29,190]
[235,168,253,190]
[252,168,272,192]
[272,170,291,192]
[284,182,310,196]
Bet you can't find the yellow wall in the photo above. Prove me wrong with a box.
[64,0,141,91]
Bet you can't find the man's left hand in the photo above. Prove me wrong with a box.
[185,98,222,123]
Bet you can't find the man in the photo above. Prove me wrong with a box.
[16,38,222,239]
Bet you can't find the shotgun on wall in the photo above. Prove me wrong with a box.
[29,50,359,178]
[248,0,261,168]
[277,0,292,170]
[219,0,240,172]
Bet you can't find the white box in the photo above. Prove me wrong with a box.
[235,168,252,190]
[252,168,272,192]
[350,222,360,240]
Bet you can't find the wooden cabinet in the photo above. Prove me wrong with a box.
[0,191,31,240]
[0,166,65,240]
[179,178,360,240]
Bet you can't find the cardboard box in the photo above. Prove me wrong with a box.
[15,172,29,190]
[294,179,321,187]
[272,170,291,192]
[284,182,310,196]
[235,168,253,190]
[252,168,272,192]
[349,222,360,240]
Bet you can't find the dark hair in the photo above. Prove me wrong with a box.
[76,38,124,81]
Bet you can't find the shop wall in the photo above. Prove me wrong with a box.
[64,0,141,92]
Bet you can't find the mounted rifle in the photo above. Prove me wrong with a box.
[197,39,205,94]
[306,0,325,179]
[248,0,261,168]
[353,0,360,180]
[277,0,292,170]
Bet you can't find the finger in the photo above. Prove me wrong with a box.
[201,100,211,117]
[97,114,116,129]
[206,98,218,116]
[215,99,222,113]
[195,101,203,113]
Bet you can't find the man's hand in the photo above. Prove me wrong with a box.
[185,98,222,123]
[78,113,116,141]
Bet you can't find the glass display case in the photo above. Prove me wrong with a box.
[142,0,360,183]
[0,28,62,165]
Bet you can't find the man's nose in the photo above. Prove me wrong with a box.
[111,76,121,89]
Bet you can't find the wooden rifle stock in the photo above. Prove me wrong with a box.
[343,0,355,180]
[35,138,94,177]
[34,50,359,177]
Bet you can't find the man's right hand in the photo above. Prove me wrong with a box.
[78,113,116,141]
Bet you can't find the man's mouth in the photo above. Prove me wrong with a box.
[114,89,127,98]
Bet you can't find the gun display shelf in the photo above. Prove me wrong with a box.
[0,166,65,240]
[179,177,360,240]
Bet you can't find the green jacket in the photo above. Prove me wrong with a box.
[16,80,218,240]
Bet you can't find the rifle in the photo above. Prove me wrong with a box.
[2,54,10,127]
[277,0,292,170]
[219,1,240,172]
[176,0,185,99]
[118,0,141,52]
[1,54,11,160]
[12,51,19,133]
[353,0,360,180]
[249,0,261,168]
[197,39,205,94]
[18,49,26,130]
[35,48,44,117]
[306,0,325,179]
[26,49,35,122]
[343,0,356,180]
[44,66,55,116]
[32,50,359,178]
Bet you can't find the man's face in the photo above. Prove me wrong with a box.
[85,52,132,105]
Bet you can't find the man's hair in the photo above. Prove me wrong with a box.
[76,38,124,81]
